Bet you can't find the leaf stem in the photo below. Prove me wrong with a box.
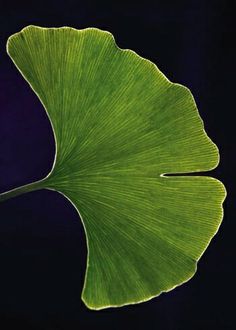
[0,179,47,202]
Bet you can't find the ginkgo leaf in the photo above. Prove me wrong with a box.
[0,25,226,310]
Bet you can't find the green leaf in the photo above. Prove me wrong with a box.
[1,25,226,310]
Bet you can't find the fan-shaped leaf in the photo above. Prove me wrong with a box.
[0,26,226,309]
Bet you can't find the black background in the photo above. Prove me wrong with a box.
[0,0,234,329]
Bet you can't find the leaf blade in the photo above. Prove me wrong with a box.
[6,25,226,309]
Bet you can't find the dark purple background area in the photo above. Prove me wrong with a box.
[0,1,234,329]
